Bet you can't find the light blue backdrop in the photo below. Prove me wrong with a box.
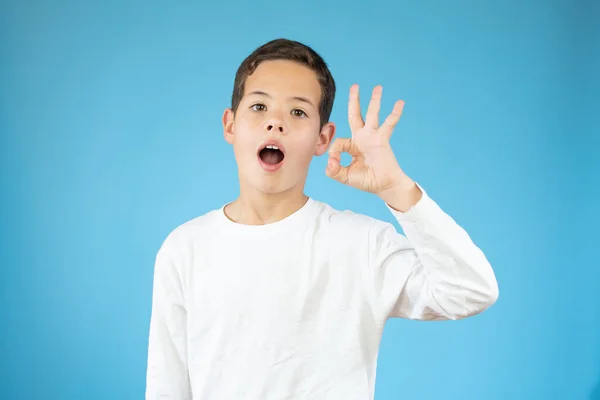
[1,1,598,399]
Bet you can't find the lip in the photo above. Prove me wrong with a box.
[257,139,286,172]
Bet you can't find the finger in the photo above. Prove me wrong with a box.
[348,84,364,134]
[328,137,356,158]
[325,153,349,184]
[365,85,382,129]
[380,99,405,138]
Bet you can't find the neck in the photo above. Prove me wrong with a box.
[224,182,309,226]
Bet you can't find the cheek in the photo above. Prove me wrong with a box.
[231,135,257,164]
[238,112,263,130]
[287,139,318,166]
[233,118,259,145]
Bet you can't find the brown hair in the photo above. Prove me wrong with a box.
[231,38,336,129]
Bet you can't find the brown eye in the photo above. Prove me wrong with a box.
[251,104,266,111]
[292,109,306,117]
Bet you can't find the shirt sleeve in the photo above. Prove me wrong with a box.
[366,183,499,321]
[145,242,192,399]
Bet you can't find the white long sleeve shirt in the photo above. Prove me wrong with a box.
[145,184,498,399]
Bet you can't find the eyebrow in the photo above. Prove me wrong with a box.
[247,90,315,107]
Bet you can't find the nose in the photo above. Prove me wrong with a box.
[264,118,285,134]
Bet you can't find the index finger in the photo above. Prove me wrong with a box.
[329,137,358,158]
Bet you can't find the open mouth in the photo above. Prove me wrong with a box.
[258,144,285,165]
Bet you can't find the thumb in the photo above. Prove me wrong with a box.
[326,155,349,184]
[325,138,352,184]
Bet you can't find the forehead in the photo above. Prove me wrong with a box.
[244,60,321,104]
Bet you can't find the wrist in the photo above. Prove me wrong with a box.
[377,178,422,213]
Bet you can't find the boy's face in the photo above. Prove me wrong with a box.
[223,60,335,195]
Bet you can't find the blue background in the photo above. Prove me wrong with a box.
[1,1,598,399]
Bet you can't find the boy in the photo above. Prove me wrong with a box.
[145,38,498,399]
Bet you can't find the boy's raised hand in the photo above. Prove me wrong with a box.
[326,85,421,211]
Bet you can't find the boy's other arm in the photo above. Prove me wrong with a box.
[145,243,191,399]
[366,184,499,321]
[325,85,498,321]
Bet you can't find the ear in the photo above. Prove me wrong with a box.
[314,121,336,156]
[222,108,235,145]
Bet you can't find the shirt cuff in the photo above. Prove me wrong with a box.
[385,182,442,223]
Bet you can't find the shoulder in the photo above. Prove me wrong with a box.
[309,199,404,260]
[311,198,393,234]
[157,207,224,255]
